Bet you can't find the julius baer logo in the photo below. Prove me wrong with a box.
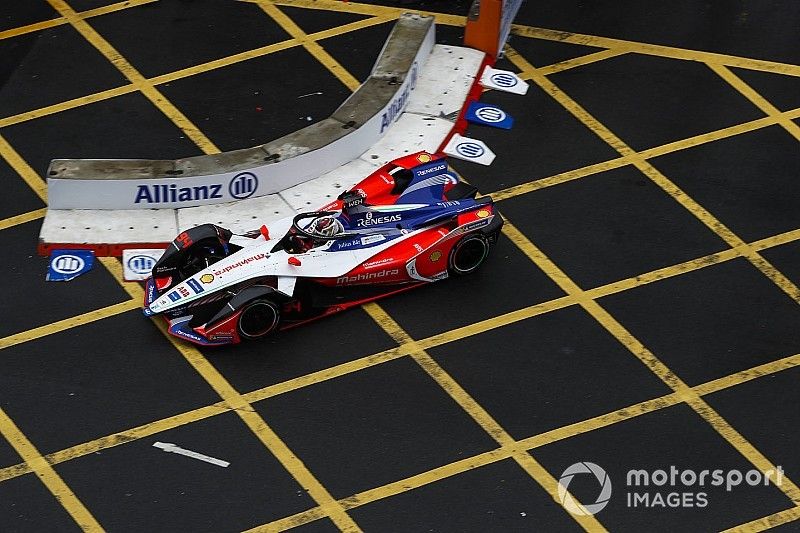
[557,461,785,516]
[134,172,259,205]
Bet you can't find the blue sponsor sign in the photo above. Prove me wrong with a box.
[465,102,514,130]
[47,249,95,282]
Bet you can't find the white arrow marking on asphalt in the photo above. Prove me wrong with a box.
[152,442,230,468]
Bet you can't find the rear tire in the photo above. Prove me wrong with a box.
[237,299,281,340]
[448,234,490,276]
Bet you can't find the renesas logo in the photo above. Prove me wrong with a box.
[416,163,447,177]
[356,211,401,227]
[380,62,418,133]
[134,172,259,204]
[336,269,399,285]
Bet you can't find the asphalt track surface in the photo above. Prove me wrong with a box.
[1,1,800,531]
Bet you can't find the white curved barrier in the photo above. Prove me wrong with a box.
[39,37,487,254]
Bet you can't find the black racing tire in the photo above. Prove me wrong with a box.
[448,233,490,276]
[237,299,281,340]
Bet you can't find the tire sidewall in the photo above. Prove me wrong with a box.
[237,299,281,340]
[448,234,490,276]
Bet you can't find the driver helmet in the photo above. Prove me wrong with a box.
[308,215,344,238]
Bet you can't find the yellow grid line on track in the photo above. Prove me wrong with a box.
[362,302,608,531]
[500,217,800,504]
[0,0,156,41]
[506,46,800,306]
[249,352,800,530]
[723,505,800,532]
[0,299,141,350]
[248,0,361,92]
[0,407,103,531]
[0,2,796,528]
[708,63,800,143]
[0,229,798,479]
[98,257,362,532]
[46,0,220,155]
[0,208,46,231]
[0,15,395,131]
[488,105,800,202]
[272,0,800,77]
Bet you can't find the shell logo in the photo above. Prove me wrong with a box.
[417,153,432,163]
[200,273,215,284]
[476,209,491,218]
[430,250,442,262]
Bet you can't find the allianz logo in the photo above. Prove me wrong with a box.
[134,172,259,204]
[127,255,156,275]
[379,62,418,134]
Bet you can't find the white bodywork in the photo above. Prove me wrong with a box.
[148,215,418,314]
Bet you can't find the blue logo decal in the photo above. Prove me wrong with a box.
[229,172,258,199]
[455,141,485,159]
[465,102,514,130]
[167,291,181,302]
[412,160,448,180]
[47,249,95,282]
[186,278,204,294]
[490,72,518,88]
[127,254,156,275]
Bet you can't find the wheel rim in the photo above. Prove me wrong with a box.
[452,236,489,274]
[238,301,279,339]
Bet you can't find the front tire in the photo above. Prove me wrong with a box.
[237,299,281,340]
[449,234,490,276]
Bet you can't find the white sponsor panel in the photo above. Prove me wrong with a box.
[443,134,496,166]
[46,23,435,211]
[122,248,165,281]
[480,66,529,95]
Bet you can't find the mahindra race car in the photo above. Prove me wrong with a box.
[143,151,502,345]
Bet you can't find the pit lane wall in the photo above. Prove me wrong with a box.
[46,13,435,211]
[40,21,489,255]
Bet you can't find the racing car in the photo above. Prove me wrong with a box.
[143,151,502,345]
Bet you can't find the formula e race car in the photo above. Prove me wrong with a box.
[143,151,502,346]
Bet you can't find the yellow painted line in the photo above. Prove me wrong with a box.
[363,303,607,531]
[0,85,137,129]
[0,15,390,130]
[722,505,800,533]
[0,0,156,41]
[487,106,800,204]
[77,0,158,19]
[0,407,103,531]
[709,63,800,142]
[0,208,46,231]
[151,15,392,86]
[501,216,800,506]
[244,506,329,532]
[0,18,65,41]
[0,134,47,202]
[250,0,361,91]
[534,49,629,76]
[506,46,800,305]
[47,0,220,155]
[270,0,466,26]
[274,0,800,76]
[0,299,140,350]
[98,258,362,532]
[510,25,800,77]
[2,224,798,483]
